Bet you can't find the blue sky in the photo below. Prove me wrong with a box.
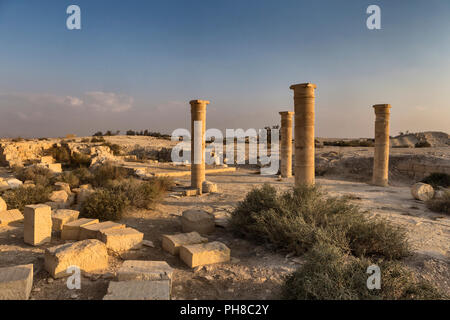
[0,0,449,138]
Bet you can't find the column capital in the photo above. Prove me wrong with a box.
[279,111,294,117]
[190,100,210,105]
[373,104,391,114]
[289,83,317,90]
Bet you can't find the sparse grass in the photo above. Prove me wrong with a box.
[421,173,450,188]
[2,186,52,211]
[426,191,450,215]
[13,166,54,187]
[81,189,128,221]
[230,184,410,259]
[282,242,445,300]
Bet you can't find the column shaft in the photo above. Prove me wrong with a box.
[372,104,391,186]
[290,83,317,185]
[279,112,294,178]
[190,100,210,194]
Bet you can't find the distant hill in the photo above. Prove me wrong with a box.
[391,131,449,148]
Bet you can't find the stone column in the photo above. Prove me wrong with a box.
[290,83,317,185]
[372,104,391,186]
[279,111,294,178]
[190,100,210,194]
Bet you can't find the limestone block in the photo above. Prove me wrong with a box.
[212,211,231,228]
[179,241,230,268]
[54,182,71,195]
[0,209,24,226]
[61,218,99,240]
[24,204,52,246]
[161,232,208,255]
[117,260,174,281]
[40,156,54,164]
[47,163,62,173]
[181,209,215,234]
[79,221,125,240]
[0,180,10,192]
[0,264,33,300]
[49,190,69,203]
[103,280,170,300]
[44,239,108,278]
[99,227,143,252]
[0,196,6,212]
[411,183,435,201]
[51,209,79,232]
[183,188,198,197]
[202,181,218,193]
[7,179,23,189]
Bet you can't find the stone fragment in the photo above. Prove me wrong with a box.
[0,196,6,212]
[183,188,198,197]
[181,209,215,234]
[61,218,99,240]
[40,156,54,164]
[202,181,218,193]
[54,182,71,195]
[179,241,230,268]
[0,209,24,226]
[47,163,62,173]
[117,260,174,281]
[103,280,170,300]
[411,183,435,201]
[99,227,143,252]
[0,264,33,300]
[212,211,231,228]
[161,232,208,255]
[51,209,79,232]
[49,190,69,203]
[79,221,125,240]
[24,204,52,246]
[0,180,10,191]
[7,178,23,189]
[44,239,108,278]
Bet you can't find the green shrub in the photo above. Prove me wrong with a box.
[13,166,54,187]
[2,186,52,211]
[81,138,90,143]
[230,184,410,259]
[421,173,450,188]
[415,141,431,148]
[426,191,450,215]
[81,189,128,221]
[46,144,71,163]
[70,152,92,168]
[102,142,122,156]
[91,136,106,143]
[282,242,444,300]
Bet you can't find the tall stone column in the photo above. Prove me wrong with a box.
[190,100,210,194]
[372,104,391,187]
[290,83,317,186]
[279,111,294,178]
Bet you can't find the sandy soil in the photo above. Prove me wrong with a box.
[1,168,449,300]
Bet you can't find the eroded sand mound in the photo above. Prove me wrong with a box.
[391,131,449,148]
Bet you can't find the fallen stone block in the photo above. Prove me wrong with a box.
[99,227,143,252]
[61,218,99,240]
[0,180,10,192]
[183,188,198,197]
[212,211,231,228]
[44,239,108,278]
[47,163,62,173]
[103,280,170,300]
[40,156,54,164]
[0,264,33,300]
[54,182,71,195]
[117,260,174,282]
[49,190,69,203]
[0,209,24,226]
[0,196,7,212]
[202,181,218,193]
[161,232,208,255]
[181,209,215,235]
[7,178,23,190]
[79,221,125,240]
[179,241,230,268]
[24,204,52,246]
[51,209,79,232]
[411,183,435,201]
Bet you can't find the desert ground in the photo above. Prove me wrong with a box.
[0,132,449,300]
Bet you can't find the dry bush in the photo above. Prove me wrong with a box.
[13,166,54,187]
[90,162,130,188]
[230,184,410,259]
[2,186,52,211]
[55,171,80,188]
[421,173,450,188]
[282,242,445,300]
[81,189,128,221]
[426,191,450,215]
